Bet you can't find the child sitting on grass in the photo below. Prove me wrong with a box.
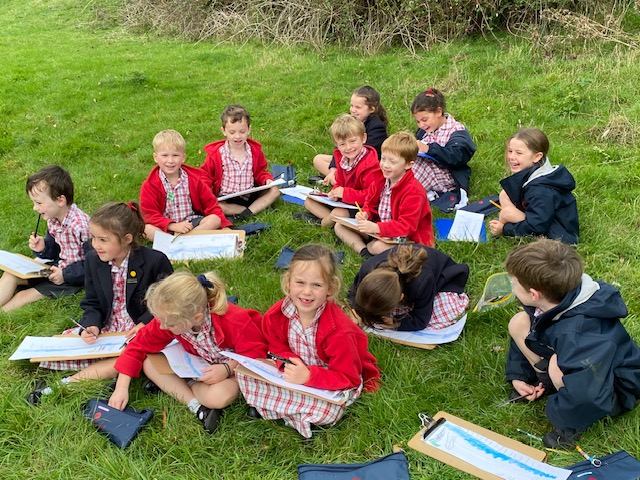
[201,104,280,223]
[299,114,384,227]
[108,270,266,434]
[335,132,434,258]
[0,165,90,312]
[489,128,579,244]
[140,129,231,240]
[236,244,380,438]
[411,88,476,208]
[314,85,388,186]
[504,239,640,448]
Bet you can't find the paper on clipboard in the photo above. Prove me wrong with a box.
[280,185,358,209]
[367,314,466,349]
[447,210,485,242]
[10,333,127,361]
[217,177,286,201]
[0,250,51,279]
[331,216,412,245]
[152,229,245,261]
[221,351,348,404]
[408,411,568,480]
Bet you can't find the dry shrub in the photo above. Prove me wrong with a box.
[116,0,640,54]
[591,113,640,146]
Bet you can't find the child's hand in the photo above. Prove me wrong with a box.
[512,380,545,401]
[328,186,344,201]
[125,322,145,340]
[48,266,64,285]
[355,211,368,221]
[357,219,380,235]
[80,326,100,344]
[323,169,337,186]
[168,221,193,234]
[198,364,228,385]
[108,386,129,410]
[29,234,45,253]
[489,219,504,236]
[283,357,311,384]
[417,141,429,154]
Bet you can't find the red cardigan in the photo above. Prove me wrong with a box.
[201,139,274,196]
[262,299,381,392]
[114,303,267,378]
[139,164,232,232]
[333,145,384,206]
[363,169,434,247]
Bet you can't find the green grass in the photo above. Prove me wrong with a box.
[1,0,640,478]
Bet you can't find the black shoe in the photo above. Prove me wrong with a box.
[196,406,222,434]
[359,248,373,260]
[292,211,322,226]
[308,175,324,185]
[27,380,47,405]
[247,406,262,420]
[142,379,161,394]
[542,427,584,449]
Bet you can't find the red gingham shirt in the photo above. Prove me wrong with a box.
[281,296,328,368]
[108,253,135,331]
[219,141,254,197]
[338,147,367,173]
[179,306,228,364]
[377,180,393,222]
[46,203,90,269]
[160,169,197,222]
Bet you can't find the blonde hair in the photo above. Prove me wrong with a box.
[152,129,186,153]
[330,114,366,142]
[381,132,418,165]
[355,245,427,327]
[145,270,228,329]
[281,244,342,302]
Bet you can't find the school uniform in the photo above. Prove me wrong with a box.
[500,158,579,244]
[39,246,174,371]
[333,145,384,206]
[347,245,469,331]
[237,299,380,438]
[506,274,640,431]
[139,164,232,232]
[29,203,91,297]
[363,170,435,247]
[415,115,476,194]
[200,138,274,196]
[115,303,266,378]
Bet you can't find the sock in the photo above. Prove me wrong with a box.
[41,387,53,395]
[187,398,203,414]
[61,376,73,385]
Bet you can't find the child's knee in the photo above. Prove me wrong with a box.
[548,354,565,390]
[508,311,531,339]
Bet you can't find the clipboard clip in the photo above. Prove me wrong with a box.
[419,413,446,439]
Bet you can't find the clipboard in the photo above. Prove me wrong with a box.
[154,229,246,260]
[217,177,287,201]
[29,332,128,362]
[234,364,348,405]
[408,411,547,480]
[370,335,437,350]
[0,251,51,279]
[179,229,246,256]
[331,215,413,245]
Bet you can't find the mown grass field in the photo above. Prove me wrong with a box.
[1,1,640,478]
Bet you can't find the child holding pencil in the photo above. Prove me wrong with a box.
[236,244,380,438]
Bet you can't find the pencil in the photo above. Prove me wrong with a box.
[70,318,98,338]
[355,202,363,214]
[490,200,502,210]
[33,214,41,238]
[120,334,136,349]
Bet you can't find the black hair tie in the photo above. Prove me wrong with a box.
[197,274,213,289]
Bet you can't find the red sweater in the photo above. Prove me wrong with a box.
[139,164,232,232]
[114,303,267,378]
[333,145,384,206]
[363,169,434,247]
[201,139,274,196]
[262,300,381,392]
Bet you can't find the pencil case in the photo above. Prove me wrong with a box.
[565,449,640,479]
[297,451,410,480]
[83,398,154,449]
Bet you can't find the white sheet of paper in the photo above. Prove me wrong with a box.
[423,421,571,480]
[9,334,127,360]
[448,210,485,242]
[367,314,466,345]
[280,185,358,209]
[152,231,239,261]
[160,340,210,378]
[217,177,286,201]
[221,351,348,402]
[332,216,358,227]
[0,250,48,275]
